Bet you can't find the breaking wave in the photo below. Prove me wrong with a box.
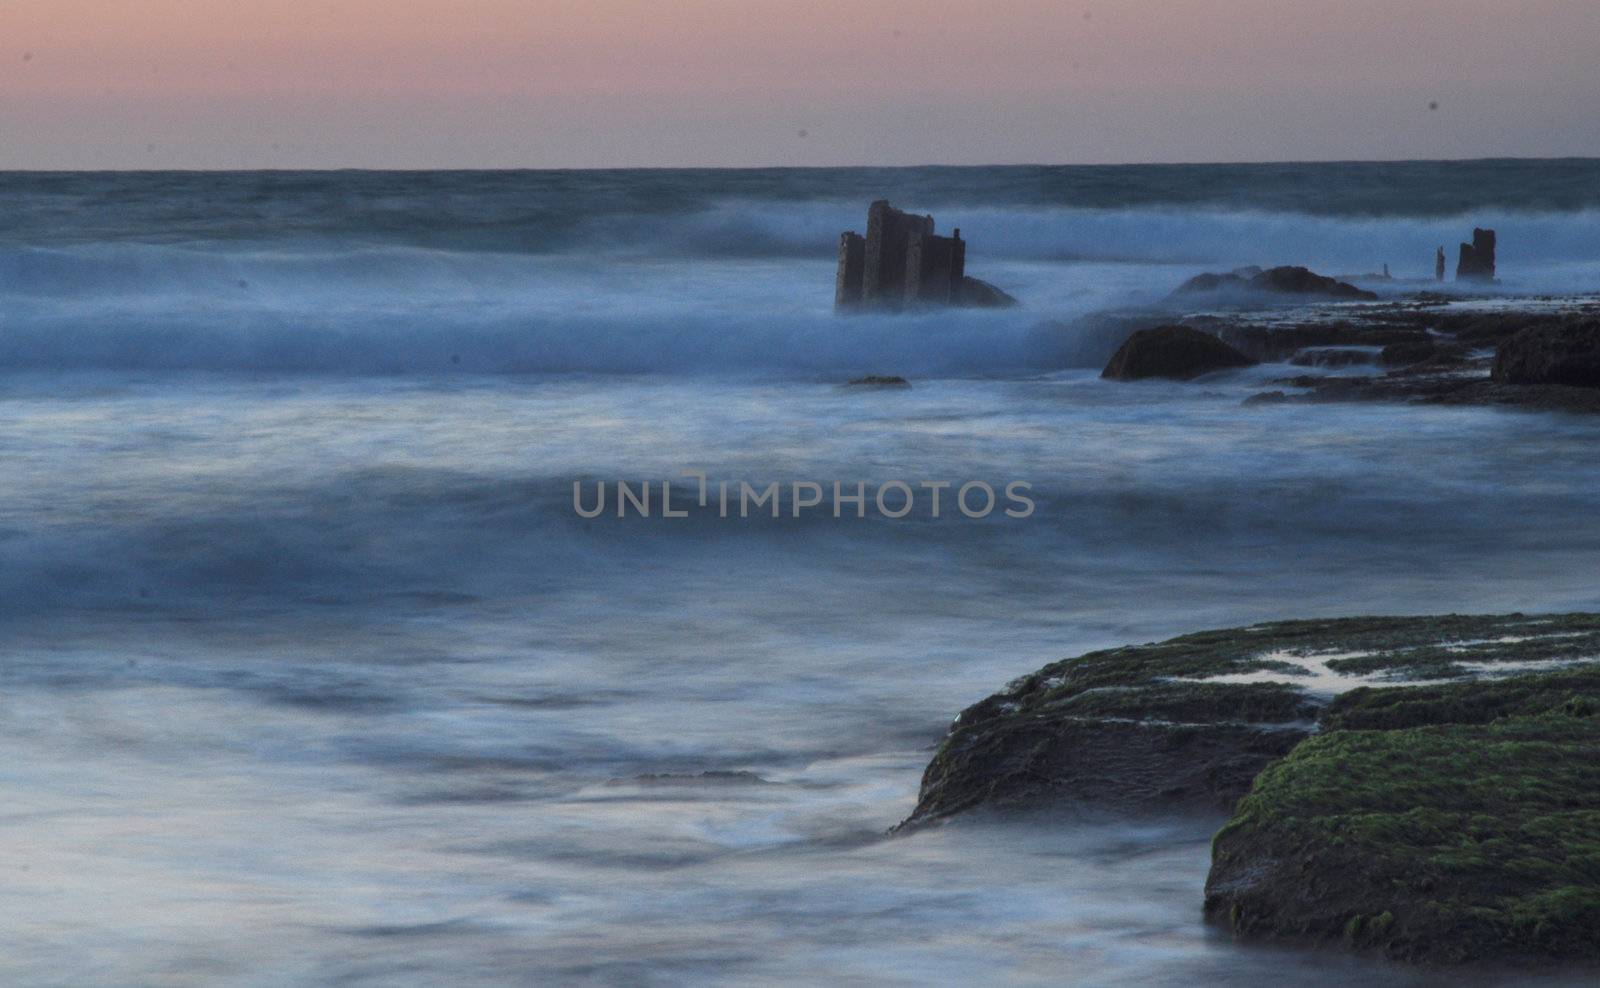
[2,164,1599,377]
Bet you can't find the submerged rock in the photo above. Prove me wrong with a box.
[956,276,1017,308]
[1289,346,1381,369]
[1217,322,1430,363]
[1492,318,1600,388]
[845,375,911,388]
[1102,325,1257,380]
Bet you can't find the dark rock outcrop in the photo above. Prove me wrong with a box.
[1189,300,1600,414]
[1174,266,1379,302]
[1176,272,1246,294]
[1102,325,1258,380]
[1491,319,1600,388]
[1251,266,1380,300]
[896,627,1328,830]
[835,201,1008,311]
[900,614,1600,831]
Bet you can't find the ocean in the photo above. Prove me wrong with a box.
[3,162,1599,985]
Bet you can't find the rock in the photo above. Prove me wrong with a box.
[1174,266,1379,301]
[1268,370,1600,414]
[1218,323,1431,363]
[1385,342,1475,375]
[1244,390,1291,405]
[895,626,1326,830]
[845,375,910,388]
[1176,272,1247,294]
[1102,325,1258,380]
[1250,266,1379,300]
[900,614,1600,831]
[1207,660,1600,965]
[1432,310,1571,345]
[900,612,1600,965]
[956,276,1017,308]
[1456,228,1497,282]
[1380,340,1440,366]
[1491,318,1600,388]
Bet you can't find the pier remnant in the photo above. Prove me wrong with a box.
[1456,228,1497,282]
[835,233,866,309]
[861,200,933,306]
[835,201,1012,311]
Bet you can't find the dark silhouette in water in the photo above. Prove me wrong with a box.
[835,201,1015,310]
[1101,325,1257,380]
[1457,228,1497,282]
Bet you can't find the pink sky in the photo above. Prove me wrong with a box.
[3,0,1598,167]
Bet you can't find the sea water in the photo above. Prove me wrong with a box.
[2,164,1600,985]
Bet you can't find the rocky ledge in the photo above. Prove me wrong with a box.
[1100,292,1600,415]
[899,613,1600,967]
[1175,265,1379,302]
[1244,312,1600,413]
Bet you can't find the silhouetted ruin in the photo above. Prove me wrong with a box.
[1457,228,1497,282]
[835,201,1014,311]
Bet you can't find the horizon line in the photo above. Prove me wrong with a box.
[3,155,1599,175]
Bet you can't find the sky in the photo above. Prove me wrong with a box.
[2,0,1599,169]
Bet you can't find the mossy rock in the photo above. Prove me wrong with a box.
[904,612,1600,966]
[900,613,1600,830]
[1206,663,1600,965]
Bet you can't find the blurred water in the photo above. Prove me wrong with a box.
[3,371,1600,984]
[4,163,1600,984]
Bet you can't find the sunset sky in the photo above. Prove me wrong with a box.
[3,0,1598,168]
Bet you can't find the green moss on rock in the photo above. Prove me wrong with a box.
[906,612,1600,965]
[1206,665,1600,965]
[900,613,1600,831]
